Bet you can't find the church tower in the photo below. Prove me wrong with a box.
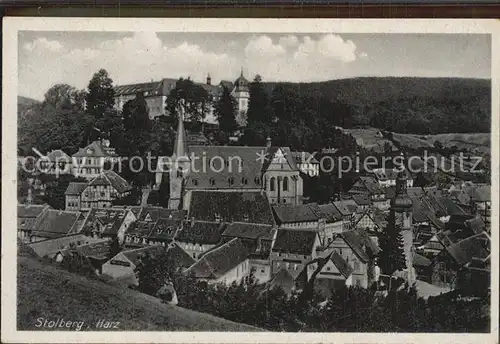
[390,169,416,285]
[168,100,190,210]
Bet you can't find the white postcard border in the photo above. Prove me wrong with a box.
[2,17,499,344]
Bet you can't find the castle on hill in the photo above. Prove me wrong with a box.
[113,69,250,127]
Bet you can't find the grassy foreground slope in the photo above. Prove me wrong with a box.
[17,256,261,331]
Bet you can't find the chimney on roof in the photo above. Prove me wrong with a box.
[266,136,272,149]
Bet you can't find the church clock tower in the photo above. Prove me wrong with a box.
[390,169,416,285]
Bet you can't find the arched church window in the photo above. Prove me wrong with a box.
[254,177,261,185]
[242,177,248,185]
[283,177,289,191]
[270,177,276,191]
[209,178,215,186]
[228,177,235,186]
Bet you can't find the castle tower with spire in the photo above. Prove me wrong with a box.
[390,167,416,285]
[232,67,250,126]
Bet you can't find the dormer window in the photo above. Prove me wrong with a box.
[243,214,249,222]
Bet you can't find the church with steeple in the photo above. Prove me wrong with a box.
[155,100,304,211]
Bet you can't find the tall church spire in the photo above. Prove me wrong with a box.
[173,99,188,159]
[240,66,244,77]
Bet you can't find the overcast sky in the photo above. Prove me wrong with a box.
[18,31,491,100]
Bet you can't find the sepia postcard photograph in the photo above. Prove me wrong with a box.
[2,17,499,343]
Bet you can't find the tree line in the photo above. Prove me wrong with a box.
[134,250,490,333]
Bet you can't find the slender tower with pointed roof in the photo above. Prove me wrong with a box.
[168,100,191,210]
[390,167,416,285]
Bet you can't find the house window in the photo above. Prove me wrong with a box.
[293,264,298,270]
[254,177,261,185]
[192,179,198,186]
[260,269,265,273]
[283,177,289,191]
[327,267,331,271]
[354,260,360,271]
[270,177,276,191]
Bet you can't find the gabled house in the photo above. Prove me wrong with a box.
[371,168,413,189]
[290,151,320,177]
[184,238,251,285]
[333,200,358,231]
[317,228,380,288]
[353,207,387,246]
[221,222,277,283]
[430,231,490,289]
[270,229,320,278]
[348,176,388,210]
[17,204,52,242]
[76,170,132,211]
[65,182,88,211]
[54,238,112,273]
[39,149,73,175]
[303,251,354,297]
[72,139,120,179]
[314,203,344,241]
[175,220,227,259]
[80,208,136,244]
[101,245,166,284]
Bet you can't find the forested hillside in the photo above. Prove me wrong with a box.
[263,77,491,134]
